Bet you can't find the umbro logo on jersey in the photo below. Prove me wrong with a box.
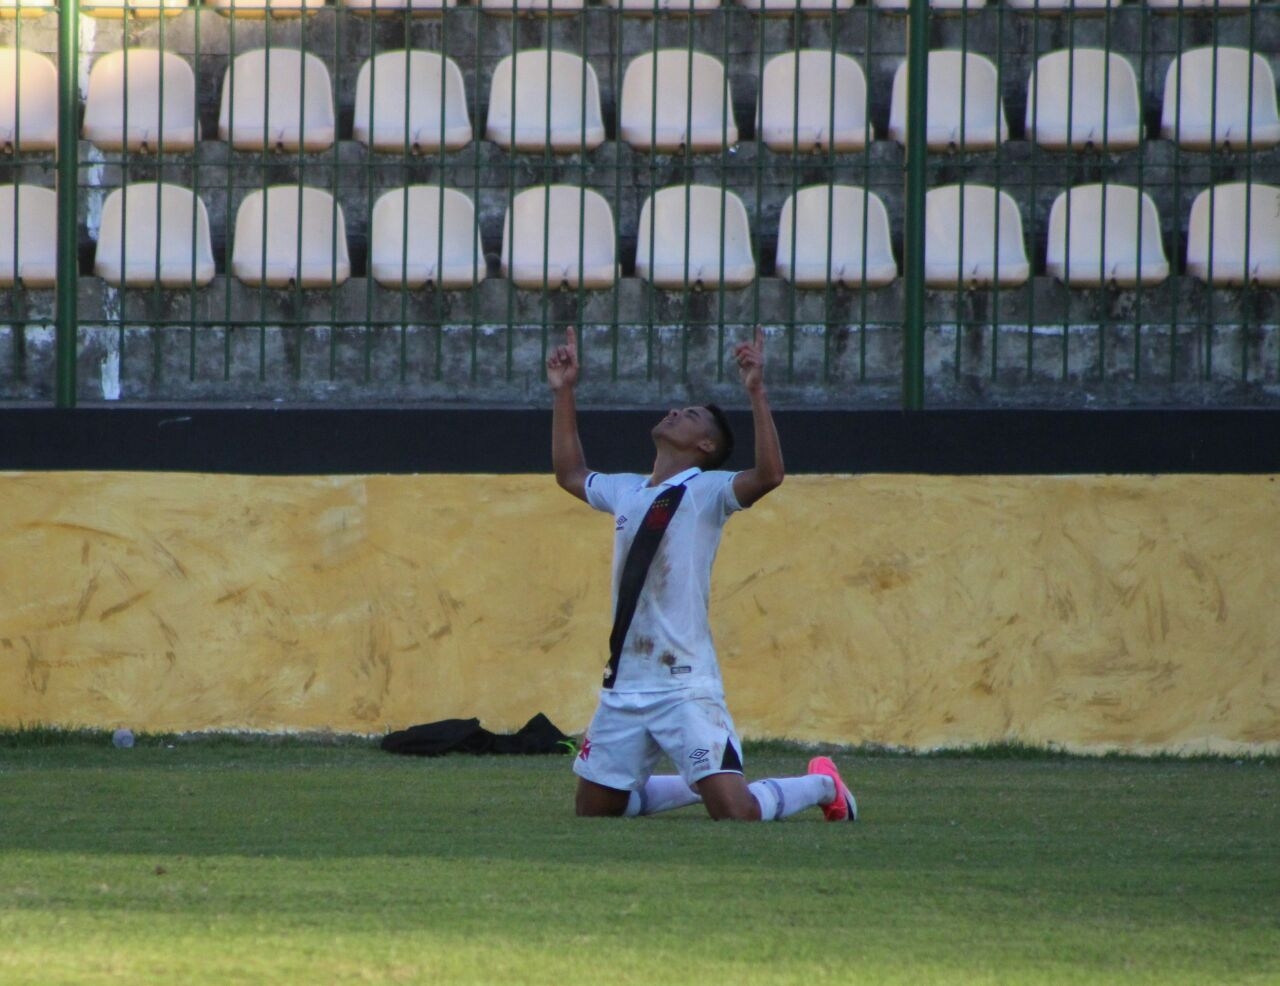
[615,514,627,530]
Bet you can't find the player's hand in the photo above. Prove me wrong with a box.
[733,326,766,395]
[547,326,580,392]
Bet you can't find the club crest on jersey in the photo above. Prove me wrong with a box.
[644,500,676,530]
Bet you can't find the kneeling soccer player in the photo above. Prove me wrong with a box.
[547,324,857,823]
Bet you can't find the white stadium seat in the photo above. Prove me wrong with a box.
[219,48,336,152]
[1045,184,1168,288]
[370,186,485,290]
[353,51,471,153]
[1185,183,1280,287]
[211,0,326,16]
[502,185,617,289]
[0,0,56,16]
[1007,0,1116,9]
[0,48,57,152]
[94,183,216,288]
[757,51,869,153]
[83,50,199,153]
[776,185,897,288]
[924,184,1030,287]
[0,184,56,288]
[635,185,755,288]
[81,0,189,16]
[735,0,853,14]
[1026,49,1142,151]
[619,50,738,153]
[231,186,350,288]
[485,50,605,153]
[1161,47,1280,150]
[608,0,721,11]
[1148,0,1252,10]
[873,0,987,10]
[342,0,456,13]
[477,0,584,14]
[889,51,1008,151]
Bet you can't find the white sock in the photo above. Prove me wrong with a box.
[624,775,703,817]
[748,775,835,821]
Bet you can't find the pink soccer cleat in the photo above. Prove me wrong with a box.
[808,755,857,822]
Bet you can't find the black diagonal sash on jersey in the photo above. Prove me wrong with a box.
[603,482,688,690]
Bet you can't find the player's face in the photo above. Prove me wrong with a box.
[652,406,718,455]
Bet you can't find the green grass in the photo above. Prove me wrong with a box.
[1,736,1276,985]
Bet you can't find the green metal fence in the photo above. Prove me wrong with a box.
[0,0,1277,408]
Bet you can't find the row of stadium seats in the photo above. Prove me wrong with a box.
[4,45,1278,155]
[0,0,1266,17]
[4,180,1277,290]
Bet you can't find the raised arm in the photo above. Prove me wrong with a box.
[731,327,785,509]
[548,326,590,502]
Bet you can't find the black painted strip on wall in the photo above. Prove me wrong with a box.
[0,407,1277,476]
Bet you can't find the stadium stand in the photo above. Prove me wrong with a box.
[608,0,722,11]
[340,0,456,12]
[775,185,897,288]
[370,185,486,289]
[352,50,471,153]
[93,183,216,288]
[1045,184,1169,288]
[501,185,617,289]
[485,50,605,153]
[82,49,199,153]
[734,0,854,12]
[476,0,585,15]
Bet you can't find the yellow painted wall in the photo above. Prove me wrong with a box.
[1,472,1276,753]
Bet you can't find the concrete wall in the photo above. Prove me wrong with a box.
[2,470,1276,754]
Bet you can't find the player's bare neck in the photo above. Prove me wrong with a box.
[648,447,702,487]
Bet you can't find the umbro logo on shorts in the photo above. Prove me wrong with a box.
[615,514,627,530]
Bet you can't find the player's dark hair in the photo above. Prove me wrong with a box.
[703,404,735,470]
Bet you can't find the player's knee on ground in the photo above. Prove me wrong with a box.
[697,774,762,822]
[575,779,630,817]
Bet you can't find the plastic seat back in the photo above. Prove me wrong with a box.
[776,185,896,287]
[84,50,199,153]
[502,185,617,289]
[1046,184,1168,287]
[1027,49,1141,150]
[635,185,755,288]
[231,185,350,288]
[1161,47,1280,150]
[94,182,215,288]
[0,184,57,287]
[486,50,605,153]
[0,48,57,152]
[924,184,1030,287]
[1186,182,1280,287]
[620,50,738,152]
[370,185,486,289]
[757,51,868,153]
[889,50,1007,150]
[354,51,471,153]
[219,48,336,152]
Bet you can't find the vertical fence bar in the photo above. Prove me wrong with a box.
[55,0,80,408]
[900,0,928,411]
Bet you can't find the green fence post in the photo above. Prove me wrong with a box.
[901,0,929,411]
[55,0,80,408]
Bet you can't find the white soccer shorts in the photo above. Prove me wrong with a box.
[572,688,745,791]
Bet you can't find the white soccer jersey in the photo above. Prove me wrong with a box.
[584,466,742,693]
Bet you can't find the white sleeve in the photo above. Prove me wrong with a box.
[705,470,744,520]
[584,472,632,514]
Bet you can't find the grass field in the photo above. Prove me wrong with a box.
[0,734,1276,986]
